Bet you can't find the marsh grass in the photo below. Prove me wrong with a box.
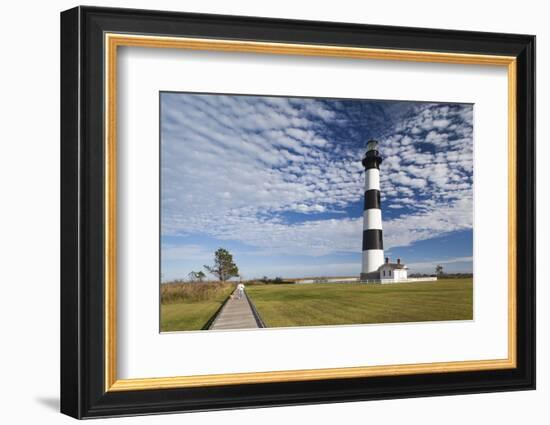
[160,282,235,332]
[161,281,235,304]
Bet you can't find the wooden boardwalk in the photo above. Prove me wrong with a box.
[209,290,260,330]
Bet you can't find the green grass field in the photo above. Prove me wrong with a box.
[160,285,234,332]
[245,278,472,328]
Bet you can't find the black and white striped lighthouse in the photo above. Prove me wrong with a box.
[360,140,384,280]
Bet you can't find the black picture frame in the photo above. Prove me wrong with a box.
[60,5,535,419]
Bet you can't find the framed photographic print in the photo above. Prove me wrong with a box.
[60,6,535,419]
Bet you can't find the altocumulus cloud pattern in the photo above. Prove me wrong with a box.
[160,93,473,280]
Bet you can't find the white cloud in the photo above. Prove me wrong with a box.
[392,171,427,189]
[383,196,472,249]
[161,95,473,258]
[161,244,212,261]
[163,194,471,258]
[432,119,451,129]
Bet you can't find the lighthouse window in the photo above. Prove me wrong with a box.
[382,270,385,277]
[389,270,392,276]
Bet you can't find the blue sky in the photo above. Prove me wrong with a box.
[160,93,473,281]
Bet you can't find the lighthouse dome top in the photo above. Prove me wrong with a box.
[366,139,379,152]
[362,139,382,169]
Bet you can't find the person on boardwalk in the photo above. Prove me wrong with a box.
[236,282,245,299]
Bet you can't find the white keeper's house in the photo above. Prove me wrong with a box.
[378,257,408,283]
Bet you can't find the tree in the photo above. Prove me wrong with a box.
[204,248,239,282]
[188,270,206,282]
[435,264,444,276]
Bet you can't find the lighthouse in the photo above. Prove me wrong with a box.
[360,140,385,280]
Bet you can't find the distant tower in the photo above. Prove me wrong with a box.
[361,140,384,280]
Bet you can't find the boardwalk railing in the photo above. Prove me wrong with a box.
[244,292,266,328]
